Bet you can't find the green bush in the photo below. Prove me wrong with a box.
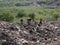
[53,14,59,20]
[0,12,14,22]
[16,11,27,18]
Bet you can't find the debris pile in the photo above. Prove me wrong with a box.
[0,19,60,45]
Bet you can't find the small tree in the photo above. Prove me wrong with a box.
[28,13,35,21]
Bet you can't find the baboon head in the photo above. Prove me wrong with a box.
[39,18,43,24]
[27,18,32,25]
[20,19,23,24]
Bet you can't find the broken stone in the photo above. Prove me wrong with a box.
[0,20,60,45]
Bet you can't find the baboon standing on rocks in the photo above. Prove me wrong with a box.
[38,18,43,26]
[27,18,32,25]
[20,19,25,30]
[27,18,36,29]
[20,19,24,25]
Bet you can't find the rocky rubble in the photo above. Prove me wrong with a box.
[0,19,60,45]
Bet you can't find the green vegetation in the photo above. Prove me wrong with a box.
[16,10,27,18]
[0,12,14,22]
[0,0,60,23]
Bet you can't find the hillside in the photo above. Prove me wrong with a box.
[0,0,60,23]
[0,0,60,7]
[0,0,60,45]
